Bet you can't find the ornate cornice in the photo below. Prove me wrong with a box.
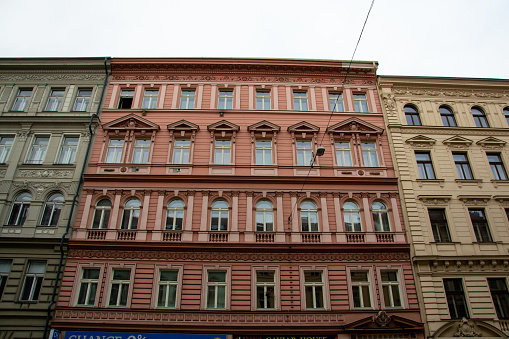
[18,169,74,178]
[389,125,509,137]
[392,87,509,100]
[457,195,491,206]
[418,195,452,206]
[0,73,105,82]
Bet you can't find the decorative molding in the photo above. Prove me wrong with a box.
[0,170,6,177]
[393,87,508,100]
[454,318,482,337]
[476,137,506,150]
[443,136,473,149]
[405,135,436,149]
[373,311,391,327]
[0,74,105,82]
[418,195,452,206]
[18,169,74,178]
[458,195,491,206]
[389,126,509,137]
[493,195,509,206]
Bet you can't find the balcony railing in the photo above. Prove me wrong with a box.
[376,233,394,243]
[117,230,137,241]
[256,232,275,243]
[163,231,182,242]
[87,229,107,240]
[209,232,229,242]
[302,233,321,243]
[346,233,365,243]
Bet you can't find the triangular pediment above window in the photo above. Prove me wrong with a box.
[477,137,506,149]
[247,120,281,132]
[443,135,473,148]
[167,120,200,132]
[207,120,240,132]
[405,135,436,148]
[287,121,320,133]
[102,113,160,132]
[344,312,423,331]
[326,117,383,135]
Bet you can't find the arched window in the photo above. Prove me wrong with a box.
[439,106,457,127]
[40,193,64,226]
[300,201,318,232]
[256,200,274,232]
[8,192,32,226]
[121,199,140,230]
[372,201,390,232]
[166,199,184,231]
[343,202,361,232]
[471,107,489,128]
[211,200,228,231]
[92,199,111,229]
[404,105,421,126]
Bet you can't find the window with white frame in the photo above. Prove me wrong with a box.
[353,94,369,112]
[344,201,361,232]
[73,89,92,111]
[166,199,184,231]
[329,92,344,112]
[335,141,352,166]
[92,199,111,229]
[255,140,272,165]
[44,89,65,111]
[256,200,274,232]
[20,261,46,301]
[26,136,49,164]
[218,89,233,110]
[105,139,124,163]
[293,91,308,111]
[172,139,190,164]
[214,140,231,165]
[40,193,64,226]
[255,271,276,309]
[8,192,32,226]
[256,90,271,110]
[76,267,100,306]
[362,142,379,167]
[180,89,196,109]
[300,201,319,232]
[206,271,227,309]
[57,136,79,164]
[11,89,32,111]
[0,136,14,163]
[372,202,390,232]
[121,199,140,230]
[350,270,372,308]
[211,200,228,231]
[380,270,402,308]
[108,269,131,307]
[0,260,12,300]
[132,139,150,164]
[296,140,313,166]
[141,89,159,109]
[304,271,325,309]
[157,270,179,308]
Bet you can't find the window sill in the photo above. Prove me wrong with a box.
[455,179,482,183]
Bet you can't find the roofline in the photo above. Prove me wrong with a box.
[379,74,509,83]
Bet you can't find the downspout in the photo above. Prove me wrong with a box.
[43,57,109,339]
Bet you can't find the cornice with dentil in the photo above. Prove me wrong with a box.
[392,87,509,100]
[389,126,509,137]
[0,73,105,82]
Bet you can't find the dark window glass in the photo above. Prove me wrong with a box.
[504,107,509,126]
[404,105,421,126]
[415,152,435,179]
[488,278,509,319]
[440,106,457,127]
[469,209,492,242]
[428,209,452,242]
[453,153,473,180]
[118,90,134,109]
[472,107,489,128]
[444,278,469,319]
[488,154,508,180]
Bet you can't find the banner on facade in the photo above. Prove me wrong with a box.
[64,333,227,339]
[234,336,337,339]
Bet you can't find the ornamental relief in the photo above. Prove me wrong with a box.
[393,88,508,99]
[12,181,72,199]
[0,74,105,81]
[391,127,509,137]
[0,170,6,177]
[18,169,74,178]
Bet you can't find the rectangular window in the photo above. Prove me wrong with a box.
[469,208,492,242]
[329,92,344,112]
[172,139,190,164]
[0,136,14,163]
[214,140,231,165]
[256,90,271,110]
[353,93,369,112]
[105,139,124,163]
[415,152,436,179]
[428,209,452,243]
[256,271,275,309]
[296,140,312,166]
[20,261,46,301]
[293,91,308,111]
[380,270,402,308]
[157,270,179,308]
[255,140,272,165]
[0,260,11,300]
[304,271,325,309]
[108,269,131,307]
[77,268,100,306]
[180,89,196,109]
[73,89,92,111]
[26,136,49,164]
[218,89,233,110]
[57,136,79,164]
[362,142,379,167]
[118,89,134,109]
[351,271,372,309]
[488,154,508,180]
[453,153,473,179]
[141,89,159,109]
[488,278,509,319]
[444,278,469,319]
[206,271,227,309]
[44,89,65,111]
[11,89,32,111]
[335,142,352,166]
[132,139,150,164]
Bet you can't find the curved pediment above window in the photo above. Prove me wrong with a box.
[442,135,473,149]
[326,117,383,136]
[102,113,160,133]
[477,136,506,150]
[207,120,240,133]
[167,120,200,132]
[405,135,436,149]
[247,120,281,133]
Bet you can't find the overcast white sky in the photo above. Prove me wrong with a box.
[1,0,508,79]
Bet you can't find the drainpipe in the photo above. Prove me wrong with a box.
[43,57,109,339]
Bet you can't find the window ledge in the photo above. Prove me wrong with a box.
[430,241,461,244]
[455,179,482,183]
[416,179,444,183]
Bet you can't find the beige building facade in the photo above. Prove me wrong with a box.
[378,76,509,339]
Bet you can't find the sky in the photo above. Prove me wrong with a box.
[0,0,508,79]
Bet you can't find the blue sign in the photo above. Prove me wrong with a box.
[50,329,60,339]
[64,333,226,339]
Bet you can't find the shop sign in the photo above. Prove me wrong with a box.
[234,336,337,339]
[64,333,227,339]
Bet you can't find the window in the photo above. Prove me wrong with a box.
[440,106,457,127]
[0,260,11,300]
[44,89,65,111]
[57,136,79,164]
[11,89,32,111]
[172,139,190,164]
[166,199,184,231]
[329,92,344,112]
[26,136,49,164]
[362,142,379,167]
[353,94,369,112]
[132,139,150,164]
[141,89,158,109]
[300,201,318,232]
[415,152,435,179]
[256,90,271,110]
[344,202,361,232]
[488,154,508,180]
[73,89,92,111]
[335,142,352,166]
[444,278,469,319]
[211,200,228,231]
[256,271,275,309]
[380,270,402,308]
[469,208,492,242]
[304,271,325,309]
[452,153,473,179]
[108,269,131,307]
[8,192,32,226]
[157,270,179,308]
[105,139,124,163]
[40,193,64,226]
[20,261,45,301]
[504,107,509,126]
[472,107,489,128]
[256,200,274,232]
[118,89,134,109]
[218,89,233,110]
[214,140,231,165]
[428,209,452,243]
[180,89,196,109]
[351,271,371,308]
[372,202,390,232]
[296,140,313,166]
[206,271,227,309]
[92,199,111,229]
[255,140,272,165]
[121,199,140,230]
[293,91,308,111]
[404,105,421,126]
[76,268,100,306]
[488,278,509,319]
[0,136,14,163]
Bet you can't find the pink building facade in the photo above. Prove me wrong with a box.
[53,58,423,339]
